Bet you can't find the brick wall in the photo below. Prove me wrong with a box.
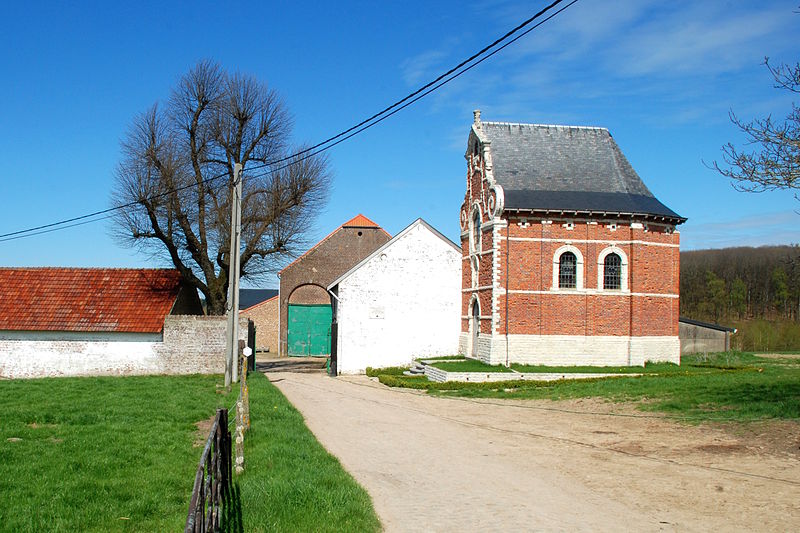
[0,316,248,379]
[463,218,680,335]
[241,297,279,353]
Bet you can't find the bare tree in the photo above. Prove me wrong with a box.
[711,58,800,199]
[112,61,330,315]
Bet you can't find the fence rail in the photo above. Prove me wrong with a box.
[185,408,231,533]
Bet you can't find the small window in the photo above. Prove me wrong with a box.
[603,253,621,290]
[558,252,577,289]
[472,211,481,253]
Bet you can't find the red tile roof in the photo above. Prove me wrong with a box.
[279,214,390,274]
[341,214,381,228]
[0,268,185,333]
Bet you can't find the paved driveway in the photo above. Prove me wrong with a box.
[270,373,799,532]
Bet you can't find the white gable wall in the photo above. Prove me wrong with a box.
[334,222,461,374]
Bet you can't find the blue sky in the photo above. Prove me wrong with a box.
[1,0,798,289]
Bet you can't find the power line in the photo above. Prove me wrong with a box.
[244,0,579,183]
[0,0,577,242]
[243,0,571,174]
[0,170,231,241]
[0,212,118,243]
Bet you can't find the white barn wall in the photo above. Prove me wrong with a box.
[335,222,461,374]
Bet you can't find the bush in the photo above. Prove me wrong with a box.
[731,318,800,352]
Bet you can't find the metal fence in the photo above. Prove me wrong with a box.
[184,408,231,533]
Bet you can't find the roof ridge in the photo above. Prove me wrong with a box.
[482,121,608,132]
[341,213,381,228]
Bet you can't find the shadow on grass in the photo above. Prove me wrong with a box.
[222,481,243,533]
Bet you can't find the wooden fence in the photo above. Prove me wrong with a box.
[184,408,231,533]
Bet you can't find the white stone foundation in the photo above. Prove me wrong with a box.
[458,332,680,366]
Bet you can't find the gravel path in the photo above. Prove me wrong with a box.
[270,373,800,532]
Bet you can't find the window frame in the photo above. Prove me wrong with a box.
[551,245,584,290]
[470,206,482,255]
[597,246,629,292]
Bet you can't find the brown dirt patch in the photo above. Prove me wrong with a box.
[694,443,749,454]
[193,415,216,447]
[27,422,58,429]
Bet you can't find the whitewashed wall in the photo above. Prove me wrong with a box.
[334,221,461,374]
[0,316,248,379]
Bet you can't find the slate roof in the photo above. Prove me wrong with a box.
[478,121,685,222]
[679,316,737,333]
[0,268,184,333]
[239,289,278,310]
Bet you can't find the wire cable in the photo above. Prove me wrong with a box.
[242,0,570,174]
[243,0,580,183]
[0,0,577,242]
[0,169,231,241]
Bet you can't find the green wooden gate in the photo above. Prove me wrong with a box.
[287,304,332,356]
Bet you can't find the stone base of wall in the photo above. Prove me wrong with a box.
[424,364,641,383]
[0,316,249,379]
[458,332,680,366]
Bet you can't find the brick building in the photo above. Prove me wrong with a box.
[240,290,278,354]
[278,215,391,356]
[459,112,686,366]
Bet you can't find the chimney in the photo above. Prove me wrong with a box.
[473,109,481,128]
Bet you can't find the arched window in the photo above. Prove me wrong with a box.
[558,252,577,289]
[597,247,628,292]
[603,253,622,290]
[471,210,481,254]
[552,245,584,290]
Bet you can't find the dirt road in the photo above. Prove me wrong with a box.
[271,373,799,532]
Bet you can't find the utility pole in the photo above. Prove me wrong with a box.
[225,163,243,387]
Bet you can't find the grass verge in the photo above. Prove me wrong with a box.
[428,360,514,373]
[367,352,800,422]
[235,372,381,533]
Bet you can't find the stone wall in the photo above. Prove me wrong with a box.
[0,315,248,379]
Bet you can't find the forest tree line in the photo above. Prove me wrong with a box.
[680,245,800,324]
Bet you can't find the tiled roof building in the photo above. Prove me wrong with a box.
[0,267,250,379]
[278,214,391,357]
[0,268,198,333]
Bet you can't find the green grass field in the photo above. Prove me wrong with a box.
[0,373,379,532]
[368,352,800,422]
